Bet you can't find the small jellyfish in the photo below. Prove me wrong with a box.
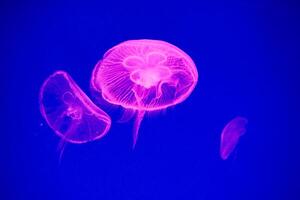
[91,39,198,147]
[220,116,248,160]
[39,71,111,145]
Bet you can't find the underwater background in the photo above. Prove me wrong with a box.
[1,0,299,199]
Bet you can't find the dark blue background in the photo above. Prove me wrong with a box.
[1,0,299,199]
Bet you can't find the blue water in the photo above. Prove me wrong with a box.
[2,1,298,199]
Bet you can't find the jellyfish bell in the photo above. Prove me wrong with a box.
[220,116,248,160]
[91,39,198,111]
[39,71,111,150]
[91,39,198,147]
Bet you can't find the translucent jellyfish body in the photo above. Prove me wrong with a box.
[220,116,248,160]
[39,71,111,144]
[91,39,198,147]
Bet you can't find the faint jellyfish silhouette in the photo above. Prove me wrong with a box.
[220,116,248,160]
[39,71,111,149]
[91,39,198,147]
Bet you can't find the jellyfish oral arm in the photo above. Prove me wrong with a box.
[132,111,145,148]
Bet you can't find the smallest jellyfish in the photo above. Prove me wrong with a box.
[220,116,248,160]
[39,71,111,145]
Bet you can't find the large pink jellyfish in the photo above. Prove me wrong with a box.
[220,116,248,160]
[91,39,198,147]
[39,71,111,145]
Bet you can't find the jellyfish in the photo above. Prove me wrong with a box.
[39,71,111,147]
[91,39,198,147]
[220,116,248,160]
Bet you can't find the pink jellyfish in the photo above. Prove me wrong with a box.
[91,39,198,147]
[220,116,248,160]
[39,71,111,146]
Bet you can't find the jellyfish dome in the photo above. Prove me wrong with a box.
[220,116,248,160]
[39,71,111,144]
[91,39,198,147]
[91,39,198,111]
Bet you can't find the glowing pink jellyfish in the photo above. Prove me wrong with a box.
[39,71,111,145]
[220,116,248,160]
[91,39,198,147]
